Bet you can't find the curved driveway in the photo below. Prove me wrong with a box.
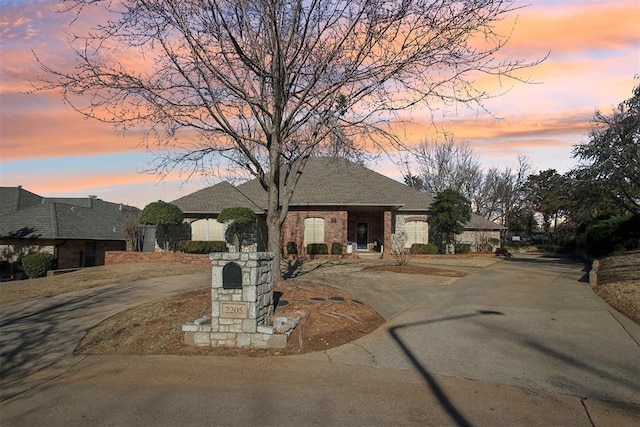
[1,254,639,426]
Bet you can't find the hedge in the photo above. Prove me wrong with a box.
[331,242,343,255]
[455,243,472,254]
[22,253,56,279]
[179,240,228,254]
[411,243,438,254]
[307,243,328,255]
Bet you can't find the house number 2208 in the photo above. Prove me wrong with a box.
[220,302,248,319]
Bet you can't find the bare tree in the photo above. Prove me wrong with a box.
[404,135,483,196]
[494,155,532,241]
[404,136,532,241]
[37,0,542,279]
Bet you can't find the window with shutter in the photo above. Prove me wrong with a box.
[303,217,325,246]
[405,220,428,247]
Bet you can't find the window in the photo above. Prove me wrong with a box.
[405,220,428,247]
[304,217,325,246]
[191,218,226,241]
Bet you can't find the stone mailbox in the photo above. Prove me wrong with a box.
[183,252,297,349]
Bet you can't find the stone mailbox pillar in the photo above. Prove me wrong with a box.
[211,252,274,342]
[183,252,295,349]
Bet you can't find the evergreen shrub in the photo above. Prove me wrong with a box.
[455,243,472,254]
[22,253,56,278]
[331,242,343,255]
[286,242,298,255]
[179,240,228,254]
[307,243,328,255]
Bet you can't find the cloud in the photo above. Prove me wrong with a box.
[498,1,639,55]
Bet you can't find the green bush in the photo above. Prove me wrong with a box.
[140,201,183,225]
[22,253,56,278]
[410,243,438,254]
[307,243,328,255]
[587,214,640,257]
[331,242,343,255]
[286,242,298,255]
[455,243,472,254]
[178,240,228,254]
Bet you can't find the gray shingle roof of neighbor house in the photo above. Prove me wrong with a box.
[0,186,43,216]
[171,181,264,215]
[0,187,140,240]
[465,214,507,231]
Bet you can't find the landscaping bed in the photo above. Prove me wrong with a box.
[74,279,384,356]
[593,251,640,325]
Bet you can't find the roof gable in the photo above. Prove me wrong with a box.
[236,157,433,211]
[465,214,506,230]
[171,181,263,215]
[0,186,43,216]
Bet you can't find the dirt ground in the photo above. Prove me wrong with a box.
[593,251,640,325]
[75,279,385,356]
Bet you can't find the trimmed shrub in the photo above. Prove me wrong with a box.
[140,201,183,225]
[22,253,56,279]
[286,241,298,255]
[331,242,343,255]
[307,243,328,255]
[411,243,438,255]
[178,240,228,254]
[455,243,472,254]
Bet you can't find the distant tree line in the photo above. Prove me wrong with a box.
[404,83,640,256]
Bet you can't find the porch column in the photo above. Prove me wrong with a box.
[382,210,392,259]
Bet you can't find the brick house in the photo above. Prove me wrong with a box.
[172,157,504,256]
[0,186,139,274]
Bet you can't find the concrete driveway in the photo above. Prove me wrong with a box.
[1,254,639,426]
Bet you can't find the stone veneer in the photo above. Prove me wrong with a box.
[182,252,297,349]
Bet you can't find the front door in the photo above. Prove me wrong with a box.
[356,222,368,250]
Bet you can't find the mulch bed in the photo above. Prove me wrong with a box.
[75,279,384,357]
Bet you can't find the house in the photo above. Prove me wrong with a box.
[0,186,139,274]
[171,157,504,256]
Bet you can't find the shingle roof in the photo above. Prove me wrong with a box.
[168,157,504,231]
[0,188,139,240]
[171,181,263,214]
[465,214,506,231]
[0,186,43,216]
[235,157,433,211]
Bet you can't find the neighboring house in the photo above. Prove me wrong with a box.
[172,157,504,256]
[0,186,139,272]
[456,215,505,252]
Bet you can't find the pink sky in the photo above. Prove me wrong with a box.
[1,0,639,208]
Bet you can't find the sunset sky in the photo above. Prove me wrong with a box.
[1,0,638,209]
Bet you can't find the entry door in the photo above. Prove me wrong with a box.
[356,222,368,250]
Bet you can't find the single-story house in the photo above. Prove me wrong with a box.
[0,186,139,273]
[171,157,504,256]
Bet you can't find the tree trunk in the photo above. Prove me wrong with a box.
[266,208,282,283]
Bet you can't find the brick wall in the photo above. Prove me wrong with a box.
[105,251,211,266]
[281,208,348,255]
